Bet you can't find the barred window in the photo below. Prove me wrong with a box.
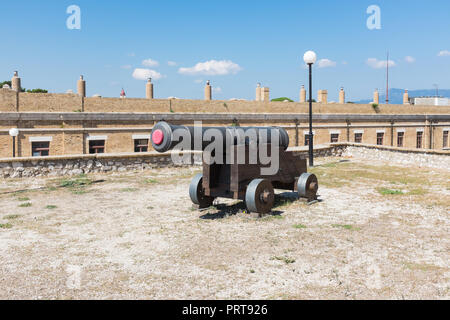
[32,142,49,157]
[376,132,384,145]
[330,133,339,143]
[89,140,105,154]
[397,132,404,147]
[443,131,449,148]
[134,139,149,152]
[416,132,423,149]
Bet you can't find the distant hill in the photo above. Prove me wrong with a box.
[354,88,450,104]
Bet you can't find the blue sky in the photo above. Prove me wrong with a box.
[1,0,450,101]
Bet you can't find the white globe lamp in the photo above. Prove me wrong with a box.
[303,50,317,167]
[9,128,19,158]
[303,50,317,65]
[9,128,19,137]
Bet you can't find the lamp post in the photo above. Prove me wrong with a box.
[303,50,317,167]
[9,128,19,158]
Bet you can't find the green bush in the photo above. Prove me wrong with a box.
[271,97,294,102]
[26,89,48,93]
[372,103,380,113]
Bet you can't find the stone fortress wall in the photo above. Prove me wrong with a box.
[1,143,448,179]
[1,72,450,159]
[1,88,450,114]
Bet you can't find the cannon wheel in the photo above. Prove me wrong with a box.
[245,179,275,214]
[189,173,214,208]
[297,173,318,200]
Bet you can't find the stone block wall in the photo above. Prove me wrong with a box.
[0,89,17,112]
[19,93,82,112]
[0,152,199,178]
[83,97,170,113]
[0,143,448,178]
[0,145,346,178]
[341,143,450,169]
[1,89,450,114]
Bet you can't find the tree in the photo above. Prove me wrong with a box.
[0,80,47,93]
[0,81,12,88]
[26,89,48,93]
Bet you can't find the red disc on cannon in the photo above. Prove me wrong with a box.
[152,129,164,145]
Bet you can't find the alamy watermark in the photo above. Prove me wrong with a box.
[66,265,82,289]
[167,122,282,176]
[66,5,81,30]
[366,5,381,30]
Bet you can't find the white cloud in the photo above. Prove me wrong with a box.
[178,60,242,76]
[405,56,415,63]
[194,79,203,83]
[142,59,159,67]
[168,61,177,67]
[366,58,396,69]
[213,87,222,94]
[128,53,136,57]
[317,58,337,68]
[438,50,450,57]
[132,68,163,80]
[121,65,132,69]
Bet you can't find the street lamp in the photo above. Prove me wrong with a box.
[303,50,317,167]
[9,128,19,158]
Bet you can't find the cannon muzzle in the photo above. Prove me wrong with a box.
[151,121,289,153]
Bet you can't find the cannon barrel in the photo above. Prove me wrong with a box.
[151,121,290,153]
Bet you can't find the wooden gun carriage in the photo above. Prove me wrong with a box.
[151,121,318,214]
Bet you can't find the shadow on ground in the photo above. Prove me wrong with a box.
[199,192,304,220]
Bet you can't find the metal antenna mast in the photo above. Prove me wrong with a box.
[433,84,439,97]
[386,51,389,104]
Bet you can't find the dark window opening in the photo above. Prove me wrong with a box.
[443,131,449,148]
[354,133,362,143]
[134,139,149,152]
[416,132,423,149]
[32,142,50,157]
[377,133,384,145]
[330,133,339,143]
[304,134,310,146]
[89,140,105,154]
[397,132,404,147]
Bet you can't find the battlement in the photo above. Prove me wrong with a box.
[1,89,450,114]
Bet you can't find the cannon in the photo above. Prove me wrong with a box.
[151,121,318,215]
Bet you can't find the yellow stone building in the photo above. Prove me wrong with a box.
[1,73,449,158]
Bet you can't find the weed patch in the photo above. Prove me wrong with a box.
[332,224,360,231]
[59,175,92,188]
[272,256,296,264]
[19,202,32,208]
[5,214,20,220]
[378,188,404,195]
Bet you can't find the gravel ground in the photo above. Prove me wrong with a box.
[0,157,448,300]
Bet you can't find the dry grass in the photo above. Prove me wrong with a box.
[0,158,448,300]
[310,159,450,207]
